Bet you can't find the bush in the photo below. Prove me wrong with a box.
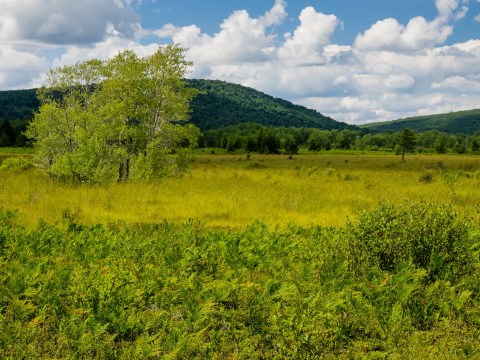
[346,201,474,282]
[419,169,435,183]
[0,156,33,171]
[1,204,480,358]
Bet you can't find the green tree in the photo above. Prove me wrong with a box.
[307,129,332,151]
[434,134,448,154]
[284,135,299,158]
[398,128,416,161]
[0,120,16,146]
[26,45,199,182]
[336,129,357,149]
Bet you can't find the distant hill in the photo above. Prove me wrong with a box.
[186,79,354,130]
[0,79,353,131]
[361,109,480,135]
[0,88,39,122]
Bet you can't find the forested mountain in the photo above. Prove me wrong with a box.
[0,79,352,135]
[186,79,354,130]
[0,88,39,122]
[361,109,480,135]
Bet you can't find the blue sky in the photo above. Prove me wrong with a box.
[1,0,479,124]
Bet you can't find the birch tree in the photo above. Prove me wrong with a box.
[26,45,199,182]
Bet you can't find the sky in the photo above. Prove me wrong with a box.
[1,0,480,124]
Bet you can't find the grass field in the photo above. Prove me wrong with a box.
[1,152,479,228]
[2,150,480,358]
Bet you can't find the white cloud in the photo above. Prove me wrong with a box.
[259,0,288,27]
[0,0,140,45]
[278,7,339,63]
[436,0,459,19]
[354,16,453,52]
[354,0,470,52]
[0,46,49,89]
[432,75,480,90]
[52,37,160,68]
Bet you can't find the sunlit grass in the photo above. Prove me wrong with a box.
[1,153,479,228]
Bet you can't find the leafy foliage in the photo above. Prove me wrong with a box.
[1,201,480,358]
[187,79,354,130]
[25,46,199,182]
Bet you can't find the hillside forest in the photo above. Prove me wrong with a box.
[1,80,480,155]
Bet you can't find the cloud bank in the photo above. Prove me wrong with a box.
[0,0,479,124]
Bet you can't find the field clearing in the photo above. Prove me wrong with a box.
[1,152,479,228]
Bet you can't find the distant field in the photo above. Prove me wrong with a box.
[1,151,479,228]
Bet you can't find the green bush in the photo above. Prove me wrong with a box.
[346,201,474,282]
[419,169,435,183]
[0,156,33,170]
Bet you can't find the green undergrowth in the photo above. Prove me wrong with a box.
[1,201,480,359]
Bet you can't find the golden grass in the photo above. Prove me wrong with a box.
[1,153,480,228]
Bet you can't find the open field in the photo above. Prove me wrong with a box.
[2,151,480,358]
[1,152,480,228]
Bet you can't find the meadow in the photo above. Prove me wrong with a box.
[1,152,480,228]
[1,151,480,358]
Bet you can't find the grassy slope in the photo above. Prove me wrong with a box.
[361,109,480,135]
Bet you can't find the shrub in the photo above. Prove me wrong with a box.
[419,169,435,183]
[0,156,33,171]
[346,201,474,282]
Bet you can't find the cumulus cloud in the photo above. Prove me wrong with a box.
[0,0,140,45]
[432,75,480,91]
[0,46,49,89]
[354,0,470,52]
[354,15,452,51]
[153,0,288,72]
[278,7,339,63]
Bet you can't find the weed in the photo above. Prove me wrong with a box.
[419,169,435,183]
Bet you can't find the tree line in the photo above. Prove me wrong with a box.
[200,123,480,155]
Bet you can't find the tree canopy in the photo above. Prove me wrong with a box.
[26,45,200,182]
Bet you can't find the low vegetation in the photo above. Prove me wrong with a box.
[1,153,480,228]
[1,150,480,358]
[361,108,480,135]
[1,199,480,358]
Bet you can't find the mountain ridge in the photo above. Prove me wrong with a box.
[361,109,480,135]
[0,79,354,131]
[186,79,354,130]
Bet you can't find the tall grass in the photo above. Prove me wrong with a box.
[0,153,479,228]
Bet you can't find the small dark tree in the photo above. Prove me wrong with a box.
[434,135,448,154]
[284,135,299,159]
[0,120,16,146]
[398,128,416,161]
